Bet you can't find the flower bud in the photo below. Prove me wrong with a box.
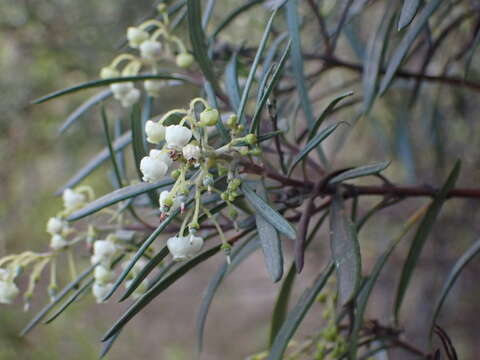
[93,239,117,264]
[120,88,141,107]
[167,235,204,261]
[63,188,86,212]
[50,234,68,250]
[110,82,134,99]
[46,217,64,235]
[245,133,257,145]
[94,265,116,284]
[145,120,166,144]
[176,53,194,68]
[226,115,238,128]
[144,80,164,97]
[200,108,219,126]
[140,40,162,60]
[159,190,181,212]
[165,125,192,149]
[92,282,113,303]
[127,27,149,48]
[0,280,19,304]
[171,169,181,179]
[100,67,119,79]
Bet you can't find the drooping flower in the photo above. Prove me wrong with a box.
[93,239,117,265]
[167,235,204,261]
[63,188,86,212]
[50,234,68,250]
[94,265,116,284]
[139,150,171,183]
[126,27,149,48]
[199,108,219,126]
[159,190,182,212]
[176,53,194,68]
[120,88,141,107]
[100,67,120,79]
[0,280,19,304]
[144,80,164,97]
[182,143,201,161]
[92,282,114,303]
[46,217,65,235]
[140,40,162,60]
[110,82,134,99]
[145,120,166,144]
[165,125,192,149]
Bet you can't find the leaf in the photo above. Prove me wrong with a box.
[99,330,122,359]
[187,0,222,95]
[59,89,112,134]
[67,178,174,221]
[211,0,264,38]
[32,74,189,104]
[379,0,445,95]
[328,161,390,185]
[101,107,124,188]
[225,52,241,112]
[237,9,278,125]
[465,27,480,79]
[250,41,292,134]
[267,263,334,360]
[330,192,362,306]
[255,182,283,282]
[394,160,461,321]
[429,237,480,335]
[241,182,296,240]
[285,0,314,128]
[203,82,230,142]
[20,263,96,336]
[55,132,131,195]
[398,0,421,30]
[308,92,354,140]
[196,236,259,353]
[288,122,342,176]
[130,104,147,181]
[102,243,226,341]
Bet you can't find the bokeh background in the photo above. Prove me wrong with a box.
[1,0,480,359]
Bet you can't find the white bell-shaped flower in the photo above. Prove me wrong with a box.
[100,67,119,79]
[46,217,65,235]
[93,239,117,265]
[149,149,172,166]
[0,280,19,304]
[92,282,113,303]
[167,235,204,261]
[159,190,182,212]
[50,234,68,250]
[165,125,192,149]
[110,82,134,99]
[144,80,164,97]
[182,143,201,161]
[120,88,141,107]
[145,120,166,144]
[0,269,9,281]
[140,40,162,60]
[94,265,116,284]
[126,27,149,48]
[140,154,169,183]
[63,188,86,212]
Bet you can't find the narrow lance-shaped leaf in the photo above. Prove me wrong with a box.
[59,89,112,134]
[328,161,390,185]
[255,182,283,282]
[267,263,334,360]
[398,0,421,30]
[241,182,296,240]
[394,160,461,321]
[225,52,241,112]
[429,237,480,336]
[330,192,362,306]
[379,0,445,95]
[288,122,342,176]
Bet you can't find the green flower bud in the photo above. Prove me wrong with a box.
[226,115,238,128]
[236,124,245,132]
[221,192,229,201]
[171,169,181,179]
[245,133,257,145]
[200,107,219,126]
[176,53,194,68]
[239,147,249,156]
[323,326,338,342]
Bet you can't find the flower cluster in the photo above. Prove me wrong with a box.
[99,4,194,107]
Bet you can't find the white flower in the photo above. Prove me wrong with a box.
[120,88,141,107]
[144,80,164,97]
[0,280,19,304]
[110,82,134,99]
[167,235,204,261]
[127,27,149,48]
[93,240,117,265]
[140,153,169,183]
[182,143,201,161]
[0,269,9,281]
[63,188,86,212]
[46,217,65,235]
[140,40,162,60]
[100,67,119,79]
[176,53,194,68]
[145,120,166,144]
[94,265,116,284]
[165,125,192,149]
[125,278,148,299]
[159,190,182,211]
[50,234,68,250]
[92,282,113,303]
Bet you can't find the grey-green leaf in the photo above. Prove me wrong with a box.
[328,161,390,185]
[241,182,296,240]
[330,192,362,306]
[394,160,461,321]
[267,263,334,360]
[225,52,241,112]
[398,0,421,30]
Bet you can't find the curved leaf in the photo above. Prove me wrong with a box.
[398,0,421,30]
[328,161,390,185]
[211,0,263,38]
[225,52,241,112]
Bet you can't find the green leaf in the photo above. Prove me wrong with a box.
[32,74,189,104]
[196,236,259,353]
[379,0,445,95]
[308,92,354,140]
[99,330,122,359]
[255,182,283,282]
[429,237,480,336]
[267,263,334,360]
[59,89,112,134]
[187,0,221,95]
[398,0,421,30]
[288,122,342,176]
[119,246,169,302]
[102,107,124,188]
[394,160,461,321]
[20,263,96,336]
[55,132,131,195]
[102,243,226,341]
[237,9,278,125]
[211,0,263,39]
[328,161,390,185]
[225,52,241,112]
[250,41,292,134]
[67,179,174,221]
[330,192,362,306]
[130,104,147,181]
[241,182,296,240]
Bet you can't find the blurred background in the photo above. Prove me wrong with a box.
[1,0,480,359]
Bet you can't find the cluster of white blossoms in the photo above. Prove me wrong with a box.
[99,4,194,107]
[0,269,19,304]
[91,236,118,303]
